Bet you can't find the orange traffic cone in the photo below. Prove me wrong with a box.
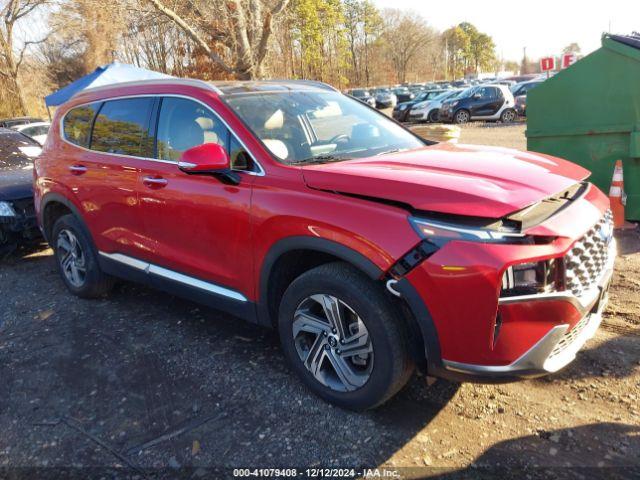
[609,160,635,229]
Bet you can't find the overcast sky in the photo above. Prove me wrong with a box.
[373,0,639,61]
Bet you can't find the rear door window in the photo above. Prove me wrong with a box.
[90,98,154,157]
[63,103,101,148]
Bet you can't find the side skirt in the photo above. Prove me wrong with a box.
[98,252,258,323]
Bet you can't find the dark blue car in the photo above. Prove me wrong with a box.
[0,128,41,256]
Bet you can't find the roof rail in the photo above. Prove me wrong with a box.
[260,79,339,92]
[73,78,223,99]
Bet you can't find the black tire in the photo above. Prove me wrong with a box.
[427,109,439,123]
[278,262,414,410]
[453,109,470,124]
[500,108,516,123]
[52,214,114,298]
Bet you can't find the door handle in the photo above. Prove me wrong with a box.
[142,176,168,188]
[69,165,87,175]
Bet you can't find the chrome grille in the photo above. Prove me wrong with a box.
[564,210,613,296]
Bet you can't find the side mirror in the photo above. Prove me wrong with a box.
[178,143,240,185]
[473,93,482,99]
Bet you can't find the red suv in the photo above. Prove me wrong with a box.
[34,79,615,410]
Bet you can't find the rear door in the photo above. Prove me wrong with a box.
[65,97,156,258]
[135,96,255,297]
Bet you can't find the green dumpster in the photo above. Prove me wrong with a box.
[526,34,640,220]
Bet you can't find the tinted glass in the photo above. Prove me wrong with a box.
[63,103,100,148]
[156,97,229,162]
[91,98,153,156]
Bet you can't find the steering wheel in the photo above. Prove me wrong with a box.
[328,133,350,145]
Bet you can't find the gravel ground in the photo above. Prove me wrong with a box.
[1,125,639,479]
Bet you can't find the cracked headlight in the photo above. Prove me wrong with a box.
[0,201,16,217]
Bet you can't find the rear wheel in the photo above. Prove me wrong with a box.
[428,109,440,123]
[278,262,413,410]
[52,214,114,298]
[454,109,470,124]
[500,108,516,123]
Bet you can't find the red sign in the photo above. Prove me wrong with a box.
[561,53,577,69]
[540,57,556,72]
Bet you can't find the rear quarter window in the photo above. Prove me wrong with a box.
[63,103,100,148]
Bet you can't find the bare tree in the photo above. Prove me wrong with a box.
[382,9,435,84]
[0,0,49,115]
[145,0,290,79]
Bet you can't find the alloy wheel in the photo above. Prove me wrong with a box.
[56,229,87,287]
[292,294,374,392]
[455,110,470,124]
[502,109,516,122]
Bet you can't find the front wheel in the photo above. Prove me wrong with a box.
[500,108,517,123]
[278,262,414,410]
[454,109,470,124]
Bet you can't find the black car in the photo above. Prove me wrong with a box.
[392,88,415,104]
[439,85,517,124]
[0,128,41,256]
[510,80,543,98]
[392,89,446,122]
[347,89,376,108]
[0,116,44,128]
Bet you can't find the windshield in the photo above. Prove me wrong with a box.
[351,89,366,97]
[225,91,425,165]
[457,87,477,99]
[434,90,456,101]
[0,130,38,171]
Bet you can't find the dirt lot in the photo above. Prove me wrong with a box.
[1,125,639,479]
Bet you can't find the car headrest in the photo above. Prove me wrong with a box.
[195,117,214,130]
[264,110,284,130]
[171,121,204,152]
[263,139,289,160]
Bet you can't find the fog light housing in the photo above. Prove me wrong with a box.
[500,259,561,297]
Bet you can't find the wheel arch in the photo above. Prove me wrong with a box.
[257,236,440,372]
[40,192,88,245]
[257,236,382,327]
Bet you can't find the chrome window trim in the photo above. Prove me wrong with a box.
[99,251,247,302]
[59,93,265,176]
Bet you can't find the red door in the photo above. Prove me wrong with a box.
[135,96,255,296]
[58,98,156,258]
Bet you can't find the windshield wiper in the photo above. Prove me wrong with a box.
[290,154,351,165]
[376,148,402,156]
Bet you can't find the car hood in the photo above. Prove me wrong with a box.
[301,143,591,218]
[0,167,34,201]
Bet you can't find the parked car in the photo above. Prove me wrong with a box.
[36,78,615,410]
[392,87,415,104]
[0,116,44,128]
[0,128,41,256]
[510,80,543,99]
[347,89,376,108]
[515,95,527,117]
[12,121,50,145]
[439,84,517,124]
[407,89,464,123]
[392,89,446,122]
[371,88,397,108]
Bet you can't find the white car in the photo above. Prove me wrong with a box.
[12,122,50,146]
[408,89,463,123]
